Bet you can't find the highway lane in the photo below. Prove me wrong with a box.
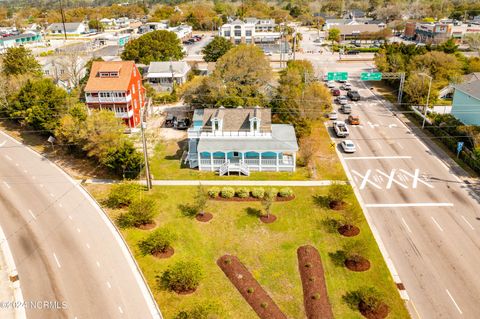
[327,78,480,318]
[0,131,162,319]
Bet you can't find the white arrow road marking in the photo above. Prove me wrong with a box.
[376,169,408,189]
[399,169,434,189]
[352,169,382,190]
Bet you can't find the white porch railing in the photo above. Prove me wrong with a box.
[188,128,271,138]
[199,157,294,167]
[85,94,132,104]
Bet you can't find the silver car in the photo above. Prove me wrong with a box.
[341,140,356,153]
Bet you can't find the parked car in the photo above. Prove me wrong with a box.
[348,115,360,125]
[341,140,356,153]
[165,114,176,127]
[331,88,341,96]
[347,90,361,101]
[174,117,190,130]
[336,96,348,105]
[340,83,352,91]
[328,111,338,120]
[326,81,335,88]
[341,104,352,114]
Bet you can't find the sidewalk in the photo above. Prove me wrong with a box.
[0,250,15,319]
[81,179,347,187]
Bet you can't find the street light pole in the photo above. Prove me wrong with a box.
[419,73,433,129]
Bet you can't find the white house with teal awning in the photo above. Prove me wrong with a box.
[186,107,298,176]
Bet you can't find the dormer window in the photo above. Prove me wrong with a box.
[98,71,119,77]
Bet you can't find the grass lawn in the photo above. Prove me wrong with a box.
[149,120,346,181]
[87,185,409,319]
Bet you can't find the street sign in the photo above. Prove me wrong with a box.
[327,72,348,81]
[457,141,464,157]
[360,72,383,81]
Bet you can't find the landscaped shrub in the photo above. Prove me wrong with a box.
[278,187,294,197]
[117,197,157,228]
[105,182,143,208]
[174,302,223,319]
[236,187,250,198]
[251,187,265,199]
[343,287,387,316]
[220,187,235,199]
[160,260,204,293]
[207,187,220,198]
[138,228,176,256]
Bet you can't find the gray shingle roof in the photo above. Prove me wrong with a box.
[197,124,298,152]
[197,107,271,132]
[48,22,83,32]
[147,61,190,76]
[454,80,480,100]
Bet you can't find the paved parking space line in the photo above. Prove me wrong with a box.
[446,289,462,314]
[365,203,453,208]
[431,217,444,232]
[401,217,412,234]
[345,156,412,160]
[53,253,61,268]
[461,215,475,230]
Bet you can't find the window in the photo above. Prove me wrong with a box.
[253,120,258,131]
[233,152,239,157]
[44,70,49,75]
[60,69,65,75]
[214,120,219,131]
[234,26,241,37]
[131,84,135,94]
[246,30,252,37]
[224,31,230,37]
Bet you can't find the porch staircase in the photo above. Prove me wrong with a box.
[218,160,250,176]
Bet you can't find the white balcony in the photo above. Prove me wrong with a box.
[187,128,271,138]
[85,94,132,104]
[114,110,134,118]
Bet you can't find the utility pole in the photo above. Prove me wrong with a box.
[141,101,152,190]
[59,0,67,41]
[419,73,433,129]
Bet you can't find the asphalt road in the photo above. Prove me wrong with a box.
[0,131,161,319]
[327,78,480,318]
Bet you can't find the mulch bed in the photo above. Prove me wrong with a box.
[211,195,295,202]
[152,247,174,259]
[137,222,156,230]
[297,245,334,319]
[329,200,347,210]
[359,301,390,319]
[338,225,360,237]
[260,214,277,224]
[195,212,213,222]
[345,256,371,272]
[217,255,287,319]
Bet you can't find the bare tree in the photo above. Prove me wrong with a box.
[61,51,88,88]
[464,34,480,55]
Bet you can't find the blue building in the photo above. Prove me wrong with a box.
[451,80,480,125]
[0,32,42,52]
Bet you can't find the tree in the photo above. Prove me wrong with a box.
[341,207,363,231]
[328,28,340,44]
[160,260,204,293]
[174,302,223,319]
[328,183,350,206]
[121,30,185,64]
[88,19,104,31]
[194,184,208,216]
[9,78,68,133]
[342,240,368,263]
[1,47,41,77]
[138,227,176,256]
[299,136,316,169]
[437,38,458,54]
[202,36,233,62]
[260,190,275,218]
[117,197,157,228]
[301,82,332,119]
[343,287,385,314]
[464,33,480,55]
[104,182,144,208]
[55,103,88,148]
[103,140,144,179]
[150,6,175,21]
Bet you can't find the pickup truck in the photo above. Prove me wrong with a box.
[333,121,350,137]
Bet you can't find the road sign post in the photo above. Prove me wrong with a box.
[360,72,382,81]
[327,72,348,81]
[457,141,464,158]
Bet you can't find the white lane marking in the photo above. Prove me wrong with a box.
[118,306,124,314]
[76,228,81,233]
[453,174,462,183]
[353,175,359,184]
[5,155,12,161]
[28,209,36,220]
[345,156,412,160]
[58,203,63,208]
[53,253,61,268]
[50,193,55,197]
[356,142,361,150]
[352,169,382,190]
[446,289,462,314]
[68,215,73,220]
[106,281,112,289]
[86,243,90,249]
[0,141,6,147]
[461,215,475,230]
[399,169,434,189]
[388,124,398,128]
[365,203,454,208]
[431,217,444,232]
[2,181,11,189]
[376,169,408,189]
[96,261,101,268]
[436,158,450,171]
[401,217,412,234]
[397,142,404,149]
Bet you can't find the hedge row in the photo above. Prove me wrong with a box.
[207,187,294,199]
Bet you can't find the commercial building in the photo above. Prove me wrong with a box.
[84,61,145,128]
[451,80,480,125]
[218,18,281,44]
[0,32,42,53]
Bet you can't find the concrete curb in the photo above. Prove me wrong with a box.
[81,179,348,186]
[0,224,26,319]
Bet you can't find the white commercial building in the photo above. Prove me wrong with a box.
[218,18,281,44]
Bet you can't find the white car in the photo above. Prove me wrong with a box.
[340,83,352,90]
[326,81,335,88]
[341,140,356,153]
[328,111,338,120]
[337,96,348,105]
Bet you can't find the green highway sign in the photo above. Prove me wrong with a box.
[360,72,382,81]
[327,72,348,81]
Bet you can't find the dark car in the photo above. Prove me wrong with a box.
[174,117,191,130]
[165,114,176,128]
[347,90,361,101]
[331,88,341,96]
[347,50,360,55]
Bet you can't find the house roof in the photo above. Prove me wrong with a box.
[464,72,480,83]
[454,80,480,100]
[147,61,190,77]
[197,124,298,152]
[48,22,83,32]
[196,107,272,132]
[335,24,384,34]
[84,61,135,92]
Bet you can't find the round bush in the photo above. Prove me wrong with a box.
[117,197,157,228]
[220,187,235,199]
[236,187,250,198]
[106,182,143,208]
[247,287,255,294]
[138,228,176,255]
[207,187,220,198]
[161,260,204,293]
[278,187,294,198]
[251,187,265,199]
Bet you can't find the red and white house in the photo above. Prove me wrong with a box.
[84,61,145,128]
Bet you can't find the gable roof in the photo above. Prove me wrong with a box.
[48,22,83,32]
[454,80,480,100]
[195,107,272,132]
[147,61,190,77]
[84,61,135,92]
